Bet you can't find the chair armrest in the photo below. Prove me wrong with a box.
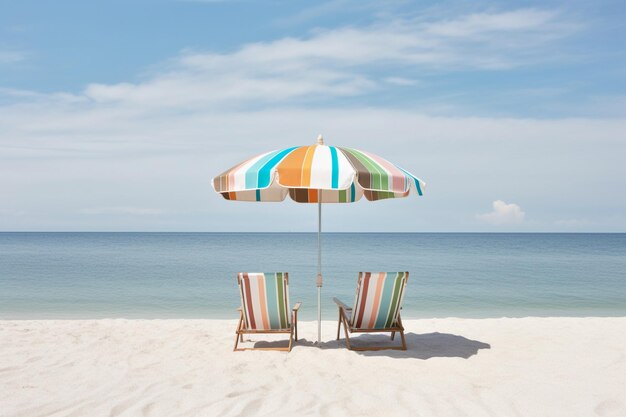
[292,302,302,312]
[333,297,351,311]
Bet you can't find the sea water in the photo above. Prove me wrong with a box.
[1,233,625,319]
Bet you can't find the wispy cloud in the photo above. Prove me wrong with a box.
[425,9,558,37]
[73,8,575,110]
[0,50,26,64]
[384,77,419,86]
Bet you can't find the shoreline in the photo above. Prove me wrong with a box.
[3,313,626,320]
[2,317,625,416]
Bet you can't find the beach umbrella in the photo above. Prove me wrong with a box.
[212,135,425,344]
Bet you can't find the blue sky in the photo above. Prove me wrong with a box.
[1,0,625,231]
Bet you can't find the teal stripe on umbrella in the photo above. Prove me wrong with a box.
[398,167,423,196]
[329,146,339,189]
[245,150,281,189]
[256,146,299,189]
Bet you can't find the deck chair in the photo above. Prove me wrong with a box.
[235,272,301,352]
[333,272,409,351]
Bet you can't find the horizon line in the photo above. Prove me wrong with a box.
[1,231,625,234]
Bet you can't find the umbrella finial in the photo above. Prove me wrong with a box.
[317,134,324,145]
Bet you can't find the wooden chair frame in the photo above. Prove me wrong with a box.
[333,271,409,351]
[234,270,301,354]
[333,298,406,351]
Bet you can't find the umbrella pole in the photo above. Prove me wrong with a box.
[316,192,322,345]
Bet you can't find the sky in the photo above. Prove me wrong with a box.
[1,0,625,232]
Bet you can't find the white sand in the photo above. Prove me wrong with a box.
[1,318,625,417]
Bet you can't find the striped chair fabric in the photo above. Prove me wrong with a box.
[350,272,408,330]
[237,272,291,331]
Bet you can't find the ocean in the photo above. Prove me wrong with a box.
[1,232,625,320]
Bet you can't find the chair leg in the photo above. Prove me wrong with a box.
[397,315,406,350]
[336,309,342,340]
[399,330,407,350]
[234,315,244,351]
[391,331,396,341]
[341,315,352,350]
[234,332,240,351]
[293,311,298,341]
[287,327,294,352]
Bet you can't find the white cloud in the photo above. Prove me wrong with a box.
[477,200,525,225]
[384,77,419,86]
[69,8,575,109]
[425,9,558,37]
[0,8,585,162]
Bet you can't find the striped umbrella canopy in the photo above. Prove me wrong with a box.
[212,135,425,343]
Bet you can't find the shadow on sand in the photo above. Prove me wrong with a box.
[248,332,491,359]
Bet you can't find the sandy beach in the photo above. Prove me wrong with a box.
[1,317,625,417]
